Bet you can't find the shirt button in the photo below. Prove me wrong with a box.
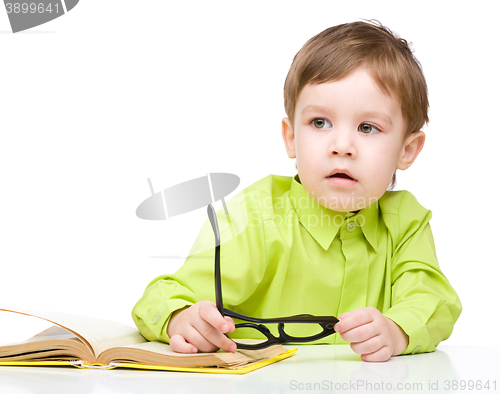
[151,307,166,324]
[411,339,422,354]
[151,313,161,324]
[347,222,356,232]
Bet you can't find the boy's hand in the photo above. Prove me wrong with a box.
[167,301,236,354]
[333,307,409,362]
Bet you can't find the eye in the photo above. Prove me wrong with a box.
[358,123,381,135]
[311,118,332,129]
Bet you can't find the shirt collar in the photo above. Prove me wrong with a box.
[289,174,379,252]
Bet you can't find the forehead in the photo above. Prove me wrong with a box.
[296,68,403,126]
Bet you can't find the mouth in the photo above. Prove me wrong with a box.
[329,173,355,180]
[327,170,356,180]
[327,170,357,187]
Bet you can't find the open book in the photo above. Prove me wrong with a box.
[0,308,296,374]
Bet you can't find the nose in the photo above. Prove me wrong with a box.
[329,128,356,158]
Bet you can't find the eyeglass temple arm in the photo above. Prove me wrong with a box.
[207,204,224,315]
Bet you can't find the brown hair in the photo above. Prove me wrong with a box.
[284,20,429,137]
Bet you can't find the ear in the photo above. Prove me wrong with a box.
[282,117,296,159]
[397,131,425,170]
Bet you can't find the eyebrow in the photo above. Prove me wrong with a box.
[301,105,329,115]
[360,111,393,126]
[301,105,393,126]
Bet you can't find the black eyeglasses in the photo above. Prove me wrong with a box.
[207,204,339,350]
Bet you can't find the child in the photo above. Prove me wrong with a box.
[132,20,461,362]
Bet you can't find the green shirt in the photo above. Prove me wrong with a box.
[132,174,461,355]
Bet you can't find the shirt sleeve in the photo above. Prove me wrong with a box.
[382,192,462,355]
[131,190,267,343]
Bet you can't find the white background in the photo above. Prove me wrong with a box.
[0,1,498,346]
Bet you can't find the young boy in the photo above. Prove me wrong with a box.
[132,21,461,362]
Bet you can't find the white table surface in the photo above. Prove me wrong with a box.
[0,345,498,394]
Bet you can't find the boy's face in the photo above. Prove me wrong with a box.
[282,67,425,212]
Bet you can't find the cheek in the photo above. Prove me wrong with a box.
[363,145,400,187]
[295,137,320,166]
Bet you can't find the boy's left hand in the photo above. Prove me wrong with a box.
[333,307,409,362]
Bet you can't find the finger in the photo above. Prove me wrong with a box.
[169,334,198,354]
[350,335,384,355]
[339,321,380,343]
[337,309,358,320]
[192,309,236,353]
[199,302,232,333]
[223,316,236,333]
[194,317,236,353]
[334,308,377,333]
[360,346,392,362]
[334,312,354,333]
[180,325,223,353]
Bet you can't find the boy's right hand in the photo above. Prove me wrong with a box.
[167,301,236,354]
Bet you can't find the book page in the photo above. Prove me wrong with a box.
[98,340,289,369]
[19,326,78,343]
[0,326,92,362]
[0,308,147,358]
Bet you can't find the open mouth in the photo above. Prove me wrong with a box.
[327,170,357,187]
[329,173,355,180]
